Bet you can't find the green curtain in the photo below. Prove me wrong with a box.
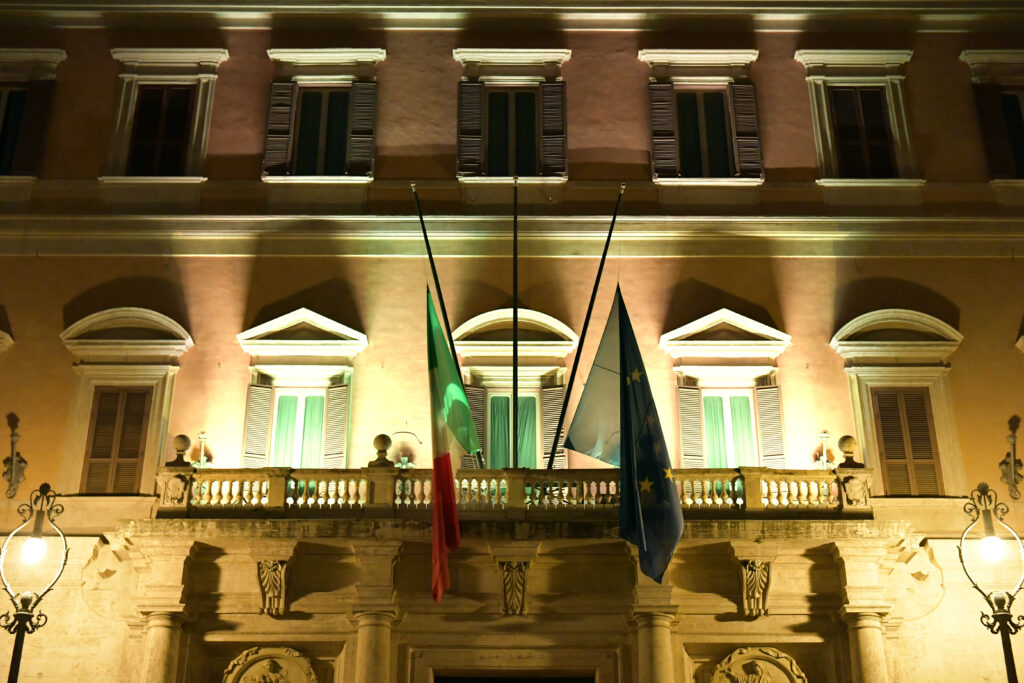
[271,395,298,467]
[702,396,728,468]
[489,396,510,469]
[300,395,325,468]
[729,396,756,467]
[517,396,537,469]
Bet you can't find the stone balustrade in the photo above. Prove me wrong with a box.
[155,465,873,518]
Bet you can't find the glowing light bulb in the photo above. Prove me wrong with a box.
[980,534,1006,563]
[20,536,46,565]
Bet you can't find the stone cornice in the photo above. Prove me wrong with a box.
[0,48,67,80]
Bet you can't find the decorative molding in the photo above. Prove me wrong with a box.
[257,559,289,618]
[268,48,386,66]
[639,49,758,81]
[453,308,577,365]
[61,307,193,363]
[0,49,66,81]
[458,176,568,186]
[453,48,571,67]
[237,307,368,362]
[739,559,772,619]
[661,308,791,365]
[655,176,764,187]
[262,175,374,185]
[710,646,810,683]
[0,331,11,355]
[830,308,962,365]
[675,365,775,388]
[794,49,913,77]
[110,48,229,73]
[499,560,528,616]
[959,50,1024,84]
[462,365,562,391]
[98,176,208,185]
[223,646,318,683]
[816,178,925,188]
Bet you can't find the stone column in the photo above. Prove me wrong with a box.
[353,611,395,683]
[843,610,889,683]
[635,612,675,683]
[139,612,183,683]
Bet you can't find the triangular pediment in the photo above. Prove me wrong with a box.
[660,309,790,360]
[237,308,367,360]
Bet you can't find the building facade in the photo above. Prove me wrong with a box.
[0,0,1024,681]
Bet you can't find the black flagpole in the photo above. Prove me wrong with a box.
[512,177,519,469]
[546,183,626,470]
[412,182,461,378]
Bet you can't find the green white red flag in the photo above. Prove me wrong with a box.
[426,291,480,602]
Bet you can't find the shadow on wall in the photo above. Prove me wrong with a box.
[663,278,780,332]
[832,276,960,332]
[61,276,191,331]
[245,277,364,333]
[0,305,11,337]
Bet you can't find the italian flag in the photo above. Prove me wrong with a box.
[427,291,480,602]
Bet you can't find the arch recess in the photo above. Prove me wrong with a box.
[60,307,193,363]
[453,308,577,363]
[830,308,962,365]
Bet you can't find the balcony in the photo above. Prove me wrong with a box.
[155,465,874,520]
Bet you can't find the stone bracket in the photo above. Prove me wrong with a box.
[730,541,778,620]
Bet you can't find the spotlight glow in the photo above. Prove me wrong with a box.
[20,536,46,565]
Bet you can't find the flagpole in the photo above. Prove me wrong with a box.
[411,182,462,378]
[546,183,626,470]
[512,176,519,469]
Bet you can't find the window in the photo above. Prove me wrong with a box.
[127,85,195,176]
[82,387,152,493]
[794,50,918,181]
[701,388,758,468]
[828,86,895,179]
[105,48,228,178]
[237,308,366,469]
[263,49,383,180]
[486,393,539,469]
[453,49,570,179]
[871,388,941,495]
[999,91,1024,178]
[831,308,966,495]
[0,49,64,176]
[960,51,1024,181]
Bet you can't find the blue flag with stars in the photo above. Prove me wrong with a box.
[615,288,683,583]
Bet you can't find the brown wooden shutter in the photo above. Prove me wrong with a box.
[729,83,764,178]
[464,384,486,467]
[649,82,679,179]
[974,84,1016,179]
[541,385,567,469]
[243,382,273,468]
[262,81,297,176]
[678,385,704,468]
[347,82,376,176]
[873,388,943,495]
[322,382,350,469]
[457,81,484,177]
[755,385,785,468]
[81,388,151,494]
[11,81,54,176]
[540,81,567,176]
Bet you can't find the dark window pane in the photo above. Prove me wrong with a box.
[0,89,27,175]
[158,141,187,176]
[162,87,193,141]
[676,92,702,177]
[324,90,350,175]
[830,88,860,143]
[133,87,165,141]
[128,85,195,176]
[127,141,156,176]
[295,90,323,175]
[859,89,889,142]
[867,143,895,178]
[513,90,538,176]
[703,91,731,177]
[1002,93,1024,179]
[836,143,866,178]
[487,91,510,176]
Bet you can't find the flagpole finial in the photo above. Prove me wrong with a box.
[513,176,519,184]
[619,182,626,193]
[410,181,417,192]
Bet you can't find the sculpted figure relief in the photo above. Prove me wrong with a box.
[223,647,318,683]
[740,560,771,619]
[257,559,288,618]
[499,560,528,616]
[710,647,809,683]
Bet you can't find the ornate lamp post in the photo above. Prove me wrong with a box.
[958,482,1024,683]
[0,483,68,683]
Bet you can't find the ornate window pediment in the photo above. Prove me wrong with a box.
[60,307,193,363]
[830,308,962,365]
[453,307,577,372]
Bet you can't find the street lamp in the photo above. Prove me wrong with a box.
[0,483,68,683]
[959,481,1024,683]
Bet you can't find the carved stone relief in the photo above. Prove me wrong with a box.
[839,473,871,507]
[739,560,771,619]
[499,560,528,616]
[223,646,318,683]
[257,559,288,618]
[158,473,189,506]
[709,647,809,683]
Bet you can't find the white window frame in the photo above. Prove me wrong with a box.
[960,50,1024,187]
[58,307,193,494]
[830,309,965,495]
[104,48,228,179]
[0,49,65,181]
[701,387,760,467]
[794,50,920,184]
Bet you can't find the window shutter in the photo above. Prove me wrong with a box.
[322,382,350,469]
[457,81,484,177]
[243,382,273,468]
[904,390,941,495]
[728,83,764,178]
[755,385,785,468]
[347,82,376,176]
[82,388,151,494]
[11,81,53,176]
[82,391,119,493]
[262,81,297,176]
[464,384,486,468]
[541,385,567,469]
[678,385,704,468]
[974,84,1017,179]
[874,388,942,496]
[649,82,679,179]
[540,81,567,176]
